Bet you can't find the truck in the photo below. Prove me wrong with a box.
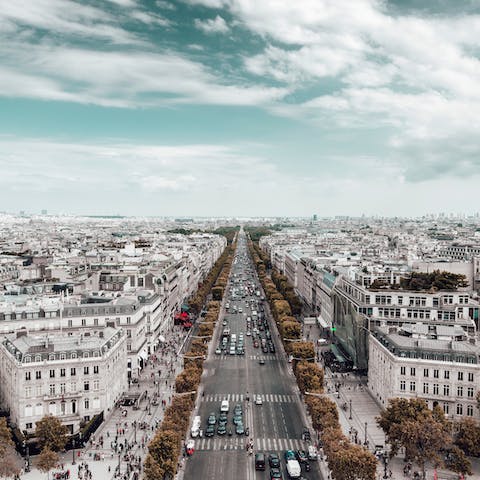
[286,459,301,478]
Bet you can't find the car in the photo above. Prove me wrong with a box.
[233,414,243,425]
[255,395,263,405]
[269,344,276,353]
[262,346,268,353]
[222,319,228,326]
[234,404,243,415]
[238,308,243,313]
[253,341,259,348]
[246,331,251,336]
[217,423,227,435]
[235,423,245,435]
[207,413,216,425]
[205,425,215,437]
[215,347,222,355]
[284,450,296,462]
[259,358,265,365]
[220,400,229,412]
[270,468,282,479]
[301,427,311,441]
[219,413,228,424]
[269,453,280,468]
[296,450,308,463]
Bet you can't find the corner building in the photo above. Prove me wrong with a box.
[0,327,126,435]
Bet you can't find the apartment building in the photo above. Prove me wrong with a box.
[369,324,479,419]
[0,327,126,435]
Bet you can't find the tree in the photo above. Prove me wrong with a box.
[0,418,18,479]
[305,396,339,433]
[0,418,13,458]
[35,416,68,452]
[211,286,224,301]
[444,445,472,476]
[291,341,315,362]
[279,318,301,340]
[454,418,480,457]
[295,361,324,393]
[145,430,181,480]
[175,366,202,394]
[37,447,59,479]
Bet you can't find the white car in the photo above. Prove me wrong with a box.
[215,348,222,355]
[255,395,263,405]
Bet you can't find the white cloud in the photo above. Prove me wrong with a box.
[156,0,176,10]
[0,43,287,107]
[130,10,170,26]
[194,15,229,34]
[0,0,140,44]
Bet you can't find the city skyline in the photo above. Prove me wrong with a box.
[1,0,479,216]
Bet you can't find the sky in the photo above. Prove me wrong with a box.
[0,0,479,217]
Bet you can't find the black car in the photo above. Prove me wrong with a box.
[268,453,280,468]
[296,450,308,463]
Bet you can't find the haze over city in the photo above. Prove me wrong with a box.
[1,0,479,217]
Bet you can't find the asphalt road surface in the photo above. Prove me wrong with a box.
[184,231,323,480]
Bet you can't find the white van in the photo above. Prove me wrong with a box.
[220,400,229,413]
[286,459,301,478]
[190,416,201,438]
[308,445,318,460]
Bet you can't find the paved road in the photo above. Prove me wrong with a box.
[184,231,323,480]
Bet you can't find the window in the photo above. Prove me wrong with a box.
[60,383,66,394]
[71,382,77,393]
[94,318,98,326]
[457,386,463,397]
[410,367,416,376]
[127,317,131,324]
[468,372,474,382]
[410,381,416,392]
[467,387,474,398]
[67,319,73,327]
[127,329,132,338]
[60,353,66,360]
[36,386,42,396]
[26,422,33,429]
[25,372,31,381]
[83,352,89,358]
[423,369,429,377]
[400,380,406,391]
[423,383,429,394]
[458,372,464,381]
[49,369,55,378]
[81,319,86,326]
[84,367,89,375]
[434,369,439,379]
[25,387,32,398]
[467,405,474,417]
[400,366,406,375]
[457,404,463,415]
[444,370,450,380]
[49,384,56,396]
[35,371,41,380]
[444,385,450,396]
[93,380,99,391]
[84,381,90,391]
[71,352,77,359]
[433,384,439,395]
[93,366,99,374]
[84,399,89,410]
[443,404,449,415]
[60,369,66,377]
[71,368,76,376]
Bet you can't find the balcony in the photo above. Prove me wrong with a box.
[43,392,81,401]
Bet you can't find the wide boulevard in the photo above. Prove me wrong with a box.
[184,231,323,480]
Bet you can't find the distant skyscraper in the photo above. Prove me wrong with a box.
[41,209,48,215]
[313,214,318,221]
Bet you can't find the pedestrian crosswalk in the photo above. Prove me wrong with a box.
[249,355,276,360]
[204,393,297,403]
[194,437,307,452]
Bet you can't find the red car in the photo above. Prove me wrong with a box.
[253,340,259,348]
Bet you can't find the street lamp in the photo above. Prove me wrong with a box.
[71,438,76,465]
[349,399,352,420]
[364,422,368,446]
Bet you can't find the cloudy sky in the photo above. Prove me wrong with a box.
[1,0,479,217]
